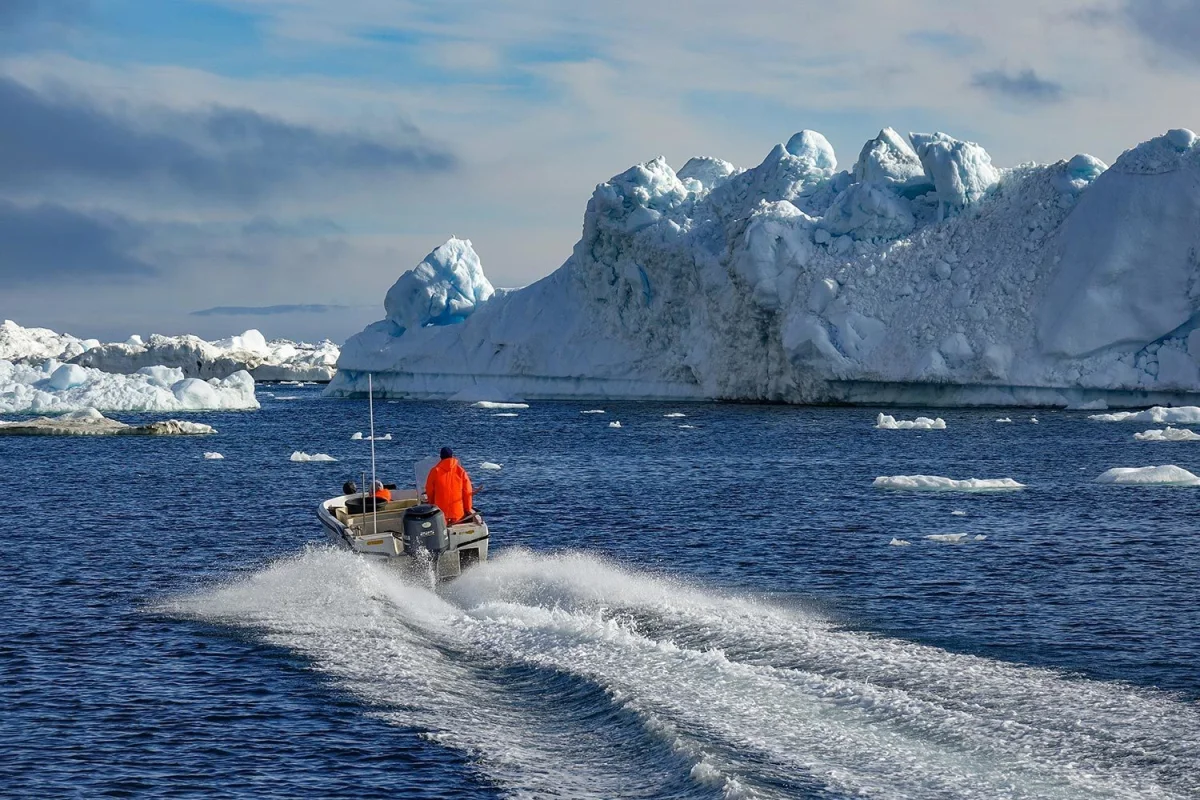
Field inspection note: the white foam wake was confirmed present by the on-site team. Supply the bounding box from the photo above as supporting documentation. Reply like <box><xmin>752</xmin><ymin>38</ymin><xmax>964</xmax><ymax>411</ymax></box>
<box><xmin>169</xmin><ymin>548</ymin><xmax>1200</xmax><ymax>800</ymax></box>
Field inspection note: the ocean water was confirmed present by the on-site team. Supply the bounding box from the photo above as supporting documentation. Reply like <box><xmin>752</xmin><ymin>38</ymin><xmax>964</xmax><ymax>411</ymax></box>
<box><xmin>2</xmin><ymin>388</ymin><xmax>1199</xmax><ymax>799</ymax></box>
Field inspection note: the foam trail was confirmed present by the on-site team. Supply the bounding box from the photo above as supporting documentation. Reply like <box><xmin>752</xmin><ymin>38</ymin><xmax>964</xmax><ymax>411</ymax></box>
<box><xmin>171</xmin><ymin>548</ymin><xmax>1200</xmax><ymax>800</ymax></box>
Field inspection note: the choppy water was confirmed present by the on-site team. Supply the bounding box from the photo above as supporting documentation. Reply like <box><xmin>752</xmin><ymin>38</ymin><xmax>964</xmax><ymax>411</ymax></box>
<box><xmin>2</xmin><ymin>389</ymin><xmax>1198</xmax><ymax>798</ymax></box>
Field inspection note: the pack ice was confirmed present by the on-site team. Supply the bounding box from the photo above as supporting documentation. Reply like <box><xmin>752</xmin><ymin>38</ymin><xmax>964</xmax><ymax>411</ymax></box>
<box><xmin>2</xmin><ymin>321</ymin><xmax>338</xmax><ymax>382</ymax></box>
<box><xmin>0</xmin><ymin>359</ymin><xmax>259</xmax><ymax>414</ymax></box>
<box><xmin>329</xmin><ymin>128</ymin><xmax>1200</xmax><ymax>407</ymax></box>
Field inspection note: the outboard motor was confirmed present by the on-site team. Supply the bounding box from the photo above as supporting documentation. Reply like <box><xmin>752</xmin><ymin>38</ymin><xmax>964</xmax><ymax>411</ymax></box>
<box><xmin>402</xmin><ymin>504</ymin><xmax>449</xmax><ymax>556</ymax></box>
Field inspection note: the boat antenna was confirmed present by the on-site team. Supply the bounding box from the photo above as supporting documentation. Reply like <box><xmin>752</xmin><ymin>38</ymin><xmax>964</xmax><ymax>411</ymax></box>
<box><xmin>369</xmin><ymin>372</ymin><xmax>378</xmax><ymax>535</ymax></box>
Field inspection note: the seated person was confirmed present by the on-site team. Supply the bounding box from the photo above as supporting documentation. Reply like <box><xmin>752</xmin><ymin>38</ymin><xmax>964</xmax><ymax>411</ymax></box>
<box><xmin>372</xmin><ymin>480</ymin><xmax>392</xmax><ymax>503</ymax></box>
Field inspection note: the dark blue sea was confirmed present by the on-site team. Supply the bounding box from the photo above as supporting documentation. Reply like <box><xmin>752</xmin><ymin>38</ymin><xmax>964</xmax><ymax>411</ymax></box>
<box><xmin>3</xmin><ymin>387</ymin><xmax>1199</xmax><ymax>799</ymax></box>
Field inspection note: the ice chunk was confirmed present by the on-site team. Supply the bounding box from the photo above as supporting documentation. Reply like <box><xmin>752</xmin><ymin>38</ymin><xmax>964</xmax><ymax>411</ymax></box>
<box><xmin>471</xmin><ymin>401</ymin><xmax>529</xmax><ymax>409</ymax></box>
<box><xmin>784</xmin><ymin>130</ymin><xmax>837</xmax><ymax>173</ymax></box>
<box><xmin>351</xmin><ymin>432</ymin><xmax>363</xmax><ymax>440</ymax></box>
<box><xmin>1090</xmin><ymin>406</ymin><xmax>1200</xmax><ymax>423</ymax></box>
<box><xmin>889</xmin><ymin>538</ymin><xmax>912</xmax><ymax>546</ymax></box>
<box><xmin>664</xmin><ymin>412</ymin><xmax>687</xmax><ymax>418</ymax></box>
<box><xmin>581</xmin><ymin>410</ymin><xmax>606</xmax><ymax>414</ymax></box>
<box><xmin>677</xmin><ymin>156</ymin><xmax>737</xmax><ymax>193</ymax></box>
<box><xmin>384</xmin><ymin>237</ymin><xmax>495</xmax><ymax>332</ymax></box>
<box><xmin>204</xmin><ymin>452</ymin><xmax>225</xmax><ymax>459</ymax></box>
<box><xmin>290</xmin><ymin>451</ymin><xmax>338</xmax><ymax>462</ymax></box>
<box><xmin>821</xmin><ymin>181</ymin><xmax>915</xmax><ymax>241</ymax></box>
<box><xmin>609</xmin><ymin>421</ymin><xmax>622</xmax><ymax>428</ymax></box>
<box><xmin>1094</xmin><ymin>465</ymin><xmax>1200</xmax><ymax>486</ymax></box>
<box><xmin>1134</xmin><ymin>427</ymin><xmax>1200</xmax><ymax>441</ymax></box>
<box><xmin>1030</xmin><ymin>417</ymin><xmax>1039</xmax><ymax>424</ymax></box>
<box><xmin>852</xmin><ymin>128</ymin><xmax>927</xmax><ymax>189</ymax></box>
<box><xmin>995</xmin><ymin>418</ymin><xmax>1013</xmax><ymax>423</ymax></box>
<box><xmin>925</xmin><ymin>533</ymin><xmax>969</xmax><ymax>543</ymax></box>
<box><xmin>47</xmin><ymin>363</ymin><xmax>88</xmax><ymax>391</ymax></box>
<box><xmin>678</xmin><ymin>424</ymin><xmax>696</xmax><ymax>429</ymax></box>
<box><xmin>1053</xmin><ymin>154</ymin><xmax>1108</xmax><ymax>194</ymax></box>
<box><xmin>873</xmin><ymin>475</ymin><xmax>1026</xmax><ymax>491</ymax></box>
<box><xmin>493</xmin><ymin>413</ymin><xmax>519</xmax><ymax>417</ymax></box>
<box><xmin>951</xmin><ymin>510</ymin><xmax>968</xmax><ymax>516</ymax></box>
<box><xmin>911</xmin><ymin>132</ymin><xmax>999</xmax><ymax>210</ymax></box>
<box><xmin>973</xmin><ymin>534</ymin><xmax>987</xmax><ymax>541</ymax></box>
<box><xmin>875</xmin><ymin>412</ymin><xmax>946</xmax><ymax>430</ymax></box>
<box><xmin>480</xmin><ymin>461</ymin><xmax>502</xmax><ymax>470</ymax></box>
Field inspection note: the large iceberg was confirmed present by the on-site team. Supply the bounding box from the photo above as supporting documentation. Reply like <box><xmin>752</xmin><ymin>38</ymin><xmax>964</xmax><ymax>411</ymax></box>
<box><xmin>0</xmin><ymin>320</ymin><xmax>99</xmax><ymax>363</ymax></box>
<box><xmin>0</xmin><ymin>408</ymin><xmax>216</xmax><ymax>435</ymax></box>
<box><xmin>330</xmin><ymin>127</ymin><xmax>1200</xmax><ymax>407</ymax></box>
<box><xmin>0</xmin><ymin>359</ymin><xmax>258</xmax><ymax>414</ymax></box>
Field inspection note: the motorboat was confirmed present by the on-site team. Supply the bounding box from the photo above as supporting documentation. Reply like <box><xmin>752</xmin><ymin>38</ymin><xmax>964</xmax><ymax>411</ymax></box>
<box><xmin>317</xmin><ymin>456</ymin><xmax>490</xmax><ymax>580</ymax></box>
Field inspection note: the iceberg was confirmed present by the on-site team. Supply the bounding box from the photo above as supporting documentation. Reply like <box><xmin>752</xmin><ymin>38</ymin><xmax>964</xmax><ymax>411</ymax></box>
<box><xmin>290</xmin><ymin>451</ymin><xmax>337</xmax><ymax>462</ymax></box>
<box><xmin>889</xmin><ymin>537</ymin><xmax>912</xmax><ymax>546</ymax></box>
<box><xmin>875</xmin><ymin>413</ymin><xmax>946</xmax><ymax>430</ymax></box>
<box><xmin>925</xmin><ymin>533</ymin><xmax>969</xmax><ymax>543</ymax></box>
<box><xmin>480</xmin><ymin>461</ymin><xmax>502</xmax><ymax>470</ymax></box>
<box><xmin>0</xmin><ymin>408</ymin><xmax>216</xmax><ymax>435</ymax></box>
<box><xmin>873</xmin><ymin>475</ymin><xmax>1026</xmax><ymax>492</ymax></box>
<box><xmin>204</xmin><ymin>451</ymin><xmax>225</xmax><ymax>459</ymax></box>
<box><xmin>0</xmin><ymin>320</ymin><xmax>99</xmax><ymax>363</ymax></box>
<box><xmin>1133</xmin><ymin>427</ymin><xmax>1200</xmax><ymax>441</ymax></box>
<box><xmin>1094</xmin><ymin>465</ymin><xmax>1200</xmax><ymax>486</ymax></box>
<box><xmin>329</xmin><ymin>128</ymin><xmax>1200</xmax><ymax>408</ymax></box>
<box><xmin>0</xmin><ymin>359</ymin><xmax>258</xmax><ymax>414</ymax></box>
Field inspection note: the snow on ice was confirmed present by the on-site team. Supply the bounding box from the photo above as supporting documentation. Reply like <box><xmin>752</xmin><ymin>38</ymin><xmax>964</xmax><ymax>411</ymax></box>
<box><xmin>329</xmin><ymin>128</ymin><xmax>1200</xmax><ymax>408</ymax></box>
<box><xmin>1134</xmin><ymin>427</ymin><xmax>1200</xmax><ymax>441</ymax></box>
<box><xmin>875</xmin><ymin>413</ymin><xmax>946</xmax><ymax>430</ymax></box>
<box><xmin>873</xmin><ymin>475</ymin><xmax>1026</xmax><ymax>492</ymax></box>
<box><xmin>1094</xmin><ymin>465</ymin><xmax>1200</xmax><ymax>486</ymax></box>
<box><xmin>1091</xmin><ymin>406</ymin><xmax>1200</xmax><ymax>424</ymax></box>
<box><xmin>0</xmin><ymin>408</ymin><xmax>216</xmax><ymax>435</ymax></box>
<box><xmin>0</xmin><ymin>360</ymin><xmax>258</xmax><ymax>414</ymax></box>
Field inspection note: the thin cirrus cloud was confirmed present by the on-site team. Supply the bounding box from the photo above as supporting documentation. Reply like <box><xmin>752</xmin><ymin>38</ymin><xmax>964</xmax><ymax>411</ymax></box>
<box><xmin>191</xmin><ymin>304</ymin><xmax>356</xmax><ymax>316</ymax></box>
<box><xmin>0</xmin><ymin>75</ymin><xmax>456</xmax><ymax>204</ymax></box>
<box><xmin>0</xmin><ymin>200</ymin><xmax>156</xmax><ymax>284</ymax></box>
<box><xmin>1124</xmin><ymin>0</ymin><xmax>1200</xmax><ymax>66</ymax></box>
<box><xmin>970</xmin><ymin>68</ymin><xmax>1065</xmax><ymax>105</ymax></box>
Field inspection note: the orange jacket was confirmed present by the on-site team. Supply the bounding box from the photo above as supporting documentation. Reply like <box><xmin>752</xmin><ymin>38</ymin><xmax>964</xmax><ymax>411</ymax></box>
<box><xmin>425</xmin><ymin>457</ymin><xmax>472</xmax><ymax>522</ymax></box>
<box><xmin>373</xmin><ymin>486</ymin><xmax>392</xmax><ymax>502</ymax></box>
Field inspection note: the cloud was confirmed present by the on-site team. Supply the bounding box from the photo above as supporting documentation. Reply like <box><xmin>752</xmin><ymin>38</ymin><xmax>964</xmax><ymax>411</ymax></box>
<box><xmin>905</xmin><ymin>30</ymin><xmax>982</xmax><ymax>58</ymax></box>
<box><xmin>971</xmin><ymin>68</ymin><xmax>1065</xmax><ymax>104</ymax></box>
<box><xmin>191</xmin><ymin>303</ymin><xmax>356</xmax><ymax>316</ymax></box>
<box><xmin>1124</xmin><ymin>0</ymin><xmax>1200</xmax><ymax>66</ymax></box>
<box><xmin>0</xmin><ymin>76</ymin><xmax>455</xmax><ymax>204</ymax></box>
<box><xmin>0</xmin><ymin>201</ymin><xmax>156</xmax><ymax>284</ymax></box>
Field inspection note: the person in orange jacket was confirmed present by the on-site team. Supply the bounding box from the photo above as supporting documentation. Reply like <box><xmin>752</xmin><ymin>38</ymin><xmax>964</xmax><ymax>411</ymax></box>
<box><xmin>425</xmin><ymin>446</ymin><xmax>473</xmax><ymax>522</ymax></box>
<box><xmin>372</xmin><ymin>480</ymin><xmax>392</xmax><ymax>503</ymax></box>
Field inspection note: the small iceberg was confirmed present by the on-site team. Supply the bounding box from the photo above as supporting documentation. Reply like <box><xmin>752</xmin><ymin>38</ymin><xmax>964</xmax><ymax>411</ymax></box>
<box><xmin>581</xmin><ymin>410</ymin><xmax>606</xmax><ymax>414</ymax></box>
<box><xmin>290</xmin><ymin>451</ymin><xmax>337</xmax><ymax>462</ymax></box>
<box><xmin>1030</xmin><ymin>417</ymin><xmax>1039</xmax><ymax>424</ymax></box>
<box><xmin>203</xmin><ymin>452</ymin><xmax>225</xmax><ymax>460</ymax></box>
<box><xmin>889</xmin><ymin>538</ymin><xmax>912</xmax><ymax>547</ymax></box>
<box><xmin>471</xmin><ymin>401</ymin><xmax>529</xmax><ymax>410</ymax></box>
<box><xmin>664</xmin><ymin>412</ymin><xmax>687</xmax><ymax>418</ymax></box>
<box><xmin>679</xmin><ymin>424</ymin><xmax>696</xmax><ymax>429</ymax></box>
<box><xmin>351</xmin><ymin>432</ymin><xmax>363</xmax><ymax>440</ymax></box>
<box><xmin>950</xmin><ymin>510</ymin><xmax>967</xmax><ymax>517</ymax></box>
<box><xmin>873</xmin><ymin>475</ymin><xmax>1026</xmax><ymax>492</ymax></box>
<box><xmin>480</xmin><ymin>461</ymin><xmax>502</xmax><ymax>470</ymax></box>
<box><xmin>876</xmin><ymin>413</ymin><xmax>946</xmax><ymax>430</ymax></box>
<box><xmin>493</xmin><ymin>412</ymin><xmax>519</xmax><ymax>418</ymax></box>
<box><xmin>0</xmin><ymin>408</ymin><xmax>216</xmax><ymax>436</ymax></box>
<box><xmin>609</xmin><ymin>421</ymin><xmax>622</xmax><ymax>428</ymax></box>
<box><xmin>925</xmin><ymin>533</ymin><xmax>969</xmax><ymax>543</ymax></box>
<box><xmin>995</xmin><ymin>417</ymin><xmax>1013</xmax><ymax>423</ymax></box>
<box><xmin>1094</xmin><ymin>465</ymin><xmax>1200</xmax><ymax>486</ymax></box>
<box><xmin>973</xmin><ymin>534</ymin><xmax>987</xmax><ymax>541</ymax></box>
<box><xmin>1091</xmin><ymin>406</ymin><xmax>1200</xmax><ymax>424</ymax></box>
<box><xmin>1133</xmin><ymin>427</ymin><xmax>1200</xmax><ymax>442</ymax></box>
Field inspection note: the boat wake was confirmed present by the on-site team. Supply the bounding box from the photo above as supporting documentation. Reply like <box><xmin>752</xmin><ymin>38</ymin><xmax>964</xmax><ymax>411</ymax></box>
<box><xmin>169</xmin><ymin>548</ymin><xmax>1200</xmax><ymax>799</ymax></box>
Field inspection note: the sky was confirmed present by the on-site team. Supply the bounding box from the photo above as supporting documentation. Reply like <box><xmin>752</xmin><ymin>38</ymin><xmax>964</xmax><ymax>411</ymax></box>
<box><xmin>1</xmin><ymin>0</ymin><xmax>1198</xmax><ymax>343</ymax></box>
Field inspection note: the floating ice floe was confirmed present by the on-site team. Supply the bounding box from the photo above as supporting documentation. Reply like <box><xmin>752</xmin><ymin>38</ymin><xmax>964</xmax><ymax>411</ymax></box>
<box><xmin>679</xmin><ymin>424</ymin><xmax>696</xmax><ymax>429</ymax></box>
<box><xmin>471</xmin><ymin>401</ymin><xmax>529</xmax><ymax>409</ymax></box>
<box><xmin>0</xmin><ymin>359</ymin><xmax>258</xmax><ymax>414</ymax></box>
<box><xmin>203</xmin><ymin>452</ymin><xmax>225</xmax><ymax>459</ymax></box>
<box><xmin>889</xmin><ymin>538</ymin><xmax>912</xmax><ymax>546</ymax></box>
<box><xmin>873</xmin><ymin>475</ymin><xmax>1026</xmax><ymax>492</ymax></box>
<box><xmin>351</xmin><ymin>432</ymin><xmax>363</xmax><ymax>440</ymax></box>
<box><xmin>1094</xmin><ymin>465</ymin><xmax>1200</xmax><ymax>486</ymax></box>
<box><xmin>925</xmin><ymin>533</ymin><xmax>969</xmax><ymax>543</ymax></box>
<box><xmin>581</xmin><ymin>409</ymin><xmax>606</xmax><ymax>414</ymax></box>
<box><xmin>995</xmin><ymin>417</ymin><xmax>1013</xmax><ymax>423</ymax></box>
<box><xmin>0</xmin><ymin>408</ymin><xmax>216</xmax><ymax>436</ymax></box>
<box><xmin>493</xmin><ymin>413</ymin><xmax>519</xmax><ymax>418</ymax></box>
<box><xmin>973</xmin><ymin>534</ymin><xmax>987</xmax><ymax>541</ymax></box>
<box><xmin>1030</xmin><ymin>417</ymin><xmax>1039</xmax><ymax>424</ymax></box>
<box><xmin>1134</xmin><ymin>427</ymin><xmax>1200</xmax><ymax>442</ymax></box>
<box><xmin>350</xmin><ymin>433</ymin><xmax>392</xmax><ymax>441</ymax></box>
<box><xmin>1091</xmin><ymin>406</ymin><xmax>1200</xmax><ymax>424</ymax></box>
<box><xmin>875</xmin><ymin>413</ymin><xmax>946</xmax><ymax>430</ymax></box>
<box><xmin>480</xmin><ymin>461</ymin><xmax>502</xmax><ymax>470</ymax></box>
<box><xmin>290</xmin><ymin>451</ymin><xmax>338</xmax><ymax>462</ymax></box>
<box><xmin>664</xmin><ymin>412</ymin><xmax>688</xmax><ymax>418</ymax></box>
<box><xmin>951</xmin><ymin>510</ymin><xmax>968</xmax><ymax>516</ymax></box>
<box><xmin>609</xmin><ymin>421</ymin><xmax>622</xmax><ymax>428</ymax></box>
